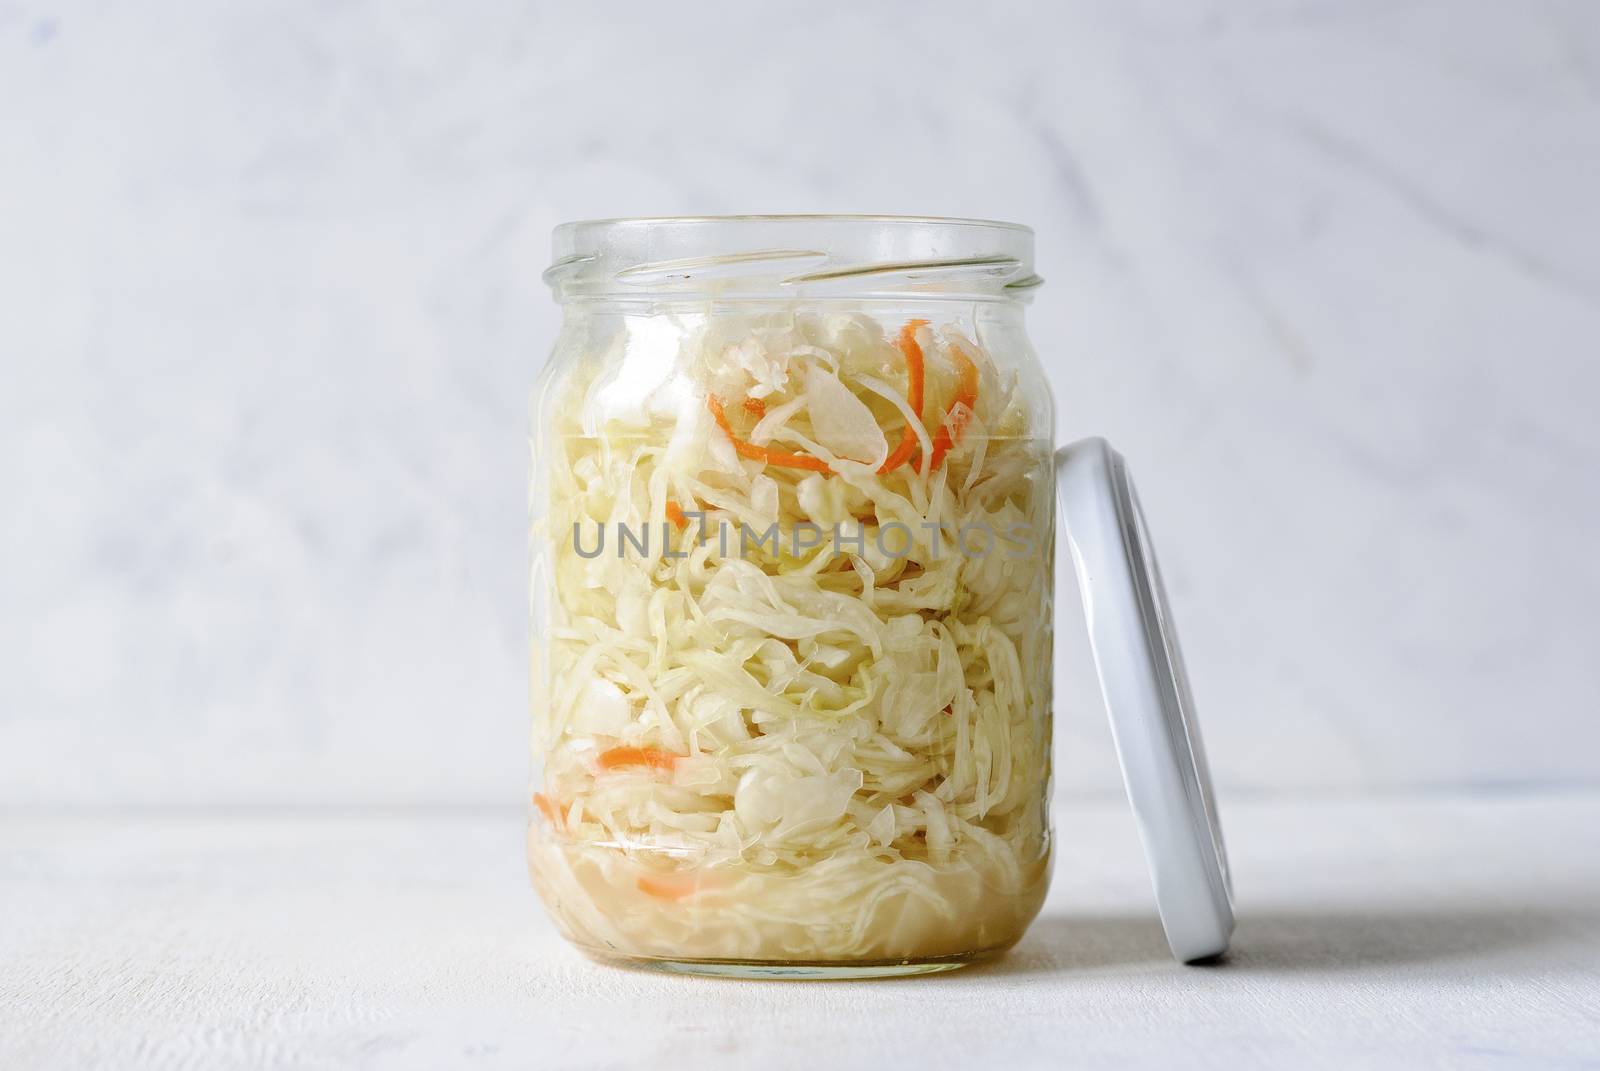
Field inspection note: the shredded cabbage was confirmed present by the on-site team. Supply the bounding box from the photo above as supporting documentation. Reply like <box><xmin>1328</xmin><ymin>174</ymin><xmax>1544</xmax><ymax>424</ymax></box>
<box><xmin>529</xmin><ymin>310</ymin><xmax>1053</xmax><ymax>964</ymax></box>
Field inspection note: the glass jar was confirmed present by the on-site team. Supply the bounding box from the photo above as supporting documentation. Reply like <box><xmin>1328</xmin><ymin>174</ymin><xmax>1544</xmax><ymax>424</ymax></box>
<box><xmin>527</xmin><ymin>216</ymin><xmax>1057</xmax><ymax>977</ymax></box>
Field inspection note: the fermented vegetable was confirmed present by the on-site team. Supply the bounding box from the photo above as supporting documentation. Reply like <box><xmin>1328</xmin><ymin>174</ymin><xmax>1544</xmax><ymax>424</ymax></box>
<box><xmin>528</xmin><ymin>309</ymin><xmax>1053</xmax><ymax>966</ymax></box>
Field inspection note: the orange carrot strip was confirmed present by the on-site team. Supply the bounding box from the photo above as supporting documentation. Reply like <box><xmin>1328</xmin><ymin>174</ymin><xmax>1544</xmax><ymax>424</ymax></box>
<box><xmin>928</xmin><ymin>340</ymin><xmax>980</xmax><ymax>470</ymax></box>
<box><xmin>742</xmin><ymin>396</ymin><xmax>767</xmax><ymax>418</ymax></box>
<box><xmin>637</xmin><ymin>871</ymin><xmax>699</xmax><ymax>901</ymax></box>
<box><xmin>707</xmin><ymin>395</ymin><xmax>832</xmax><ymax>474</ymax></box>
<box><xmin>596</xmin><ymin>745</ymin><xmax>681</xmax><ymax>773</ymax></box>
<box><xmin>532</xmin><ymin>792</ymin><xmax>565</xmax><ymax>828</ymax></box>
<box><xmin>878</xmin><ymin>319</ymin><xmax>928</xmax><ymax>474</ymax></box>
<box><xmin>665</xmin><ymin>500</ymin><xmax>688</xmax><ymax>531</ymax></box>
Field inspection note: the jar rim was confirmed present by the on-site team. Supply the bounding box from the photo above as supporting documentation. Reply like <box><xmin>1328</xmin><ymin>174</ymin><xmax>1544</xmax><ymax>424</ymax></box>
<box><xmin>554</xmin><ymin>213</ymin><xmax>1033</xmax><ymax>234</ymax></box>
<box><xmin>546</xmin><ymin>215</ymin><xmax>1040</xmax><ymax>301</ymax></box>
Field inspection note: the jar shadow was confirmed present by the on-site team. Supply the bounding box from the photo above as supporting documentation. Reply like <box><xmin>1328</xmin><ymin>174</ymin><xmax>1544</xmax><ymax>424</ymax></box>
<box><xmin>970</xmin><ymin>904</ymin><xmax>1600</xmax><ymax>976</ymax></box>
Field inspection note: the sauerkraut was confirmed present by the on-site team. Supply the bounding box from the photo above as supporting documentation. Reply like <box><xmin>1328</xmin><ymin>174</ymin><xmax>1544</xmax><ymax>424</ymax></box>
<box><xmin>528</xmin><ymin>308</ymin><xmax>1053</xmax><ymax>967</ymax></box>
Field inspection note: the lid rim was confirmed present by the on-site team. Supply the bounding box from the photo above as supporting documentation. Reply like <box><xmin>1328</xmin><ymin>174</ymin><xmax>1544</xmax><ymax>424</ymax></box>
<box><xmin>1108</xmin><ymin>451</ymin><xmax>1235</xmax><ymax>916</ymax></box>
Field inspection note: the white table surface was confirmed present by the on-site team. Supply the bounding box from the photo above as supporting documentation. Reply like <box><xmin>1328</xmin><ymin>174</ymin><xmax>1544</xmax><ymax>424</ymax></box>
<box><xmin>3</xmin><ymin>794</ymin><xmax>1597</xmax><ymax>1070</ymax></box>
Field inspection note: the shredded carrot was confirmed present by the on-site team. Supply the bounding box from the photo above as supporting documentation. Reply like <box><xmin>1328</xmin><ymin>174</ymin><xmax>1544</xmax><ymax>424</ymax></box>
<box><xmin>742</xmin><ymin>396</ymin><xmax>767</xmax><ymax>418</ymax></box>
<box><xmin>665</xmin><ymin>500</ymin><xmax>688</xmax><ymax>531</ymax></box>
<box><xmin>877</xmin><ymin>319</ymin><xmax>927</xmax><ymax>474</ymax></box>
<box><xmin>532</xmin><ymin>792</ymin><xmax>564</xmax><ymax>828</ymax></box>
<box><xmin>596</xmin><ymin>745</ymin><xmax>681</xmax><ymax>773</ymax></box>
<box><xmin>637</xmin><ymin>871</ymin><xmax>700</xmax><ymax>901</ymax></box>
<box><xmin>928</xmin><ymin>340</ymin><xmax>980</xmax><ymax>470</ymax></box>
<box><xmin>707</xmin><ymin>395</ymin><xmax>832</xmax><ymax>474</ymax></box>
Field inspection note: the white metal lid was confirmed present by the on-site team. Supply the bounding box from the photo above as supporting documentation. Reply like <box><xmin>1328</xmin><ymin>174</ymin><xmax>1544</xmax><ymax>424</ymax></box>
<box><xmin>1055</xmin><ymin>438</ymin><xmax>1234</xmax><ymax>963</ymax></box>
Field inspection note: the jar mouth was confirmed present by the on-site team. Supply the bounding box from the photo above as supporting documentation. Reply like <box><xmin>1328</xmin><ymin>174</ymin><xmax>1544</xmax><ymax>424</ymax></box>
<box><xmin>545</xmin><ymin>215</ymin><xmax>1041</xmax><ymax>301</ymax></box>
<box><xmin>556</xmin><ymin>213</ymin><xmax>1032</xmax><ymax>232</ymax></box>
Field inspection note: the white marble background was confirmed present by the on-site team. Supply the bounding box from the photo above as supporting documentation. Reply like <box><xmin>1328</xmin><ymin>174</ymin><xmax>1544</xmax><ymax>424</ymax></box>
<box><xmin>3</xmin><ymin>0</ymin><xmax>1597</xmax><ymax>807</ymax></box>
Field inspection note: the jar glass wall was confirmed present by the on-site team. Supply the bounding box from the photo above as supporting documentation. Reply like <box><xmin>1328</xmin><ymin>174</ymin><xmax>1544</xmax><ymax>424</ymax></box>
<box><xmin>528</xmin><ymin>217</ymin><xmax>1055</xmax><ymax>977</ymax></box>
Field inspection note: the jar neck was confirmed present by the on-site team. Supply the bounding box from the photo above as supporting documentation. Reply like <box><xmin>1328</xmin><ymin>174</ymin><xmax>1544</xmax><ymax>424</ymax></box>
<box><xmin>544</xmin><ymin>216</ymin><xmax>1042</xmax><ymax>304</ymax></box>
